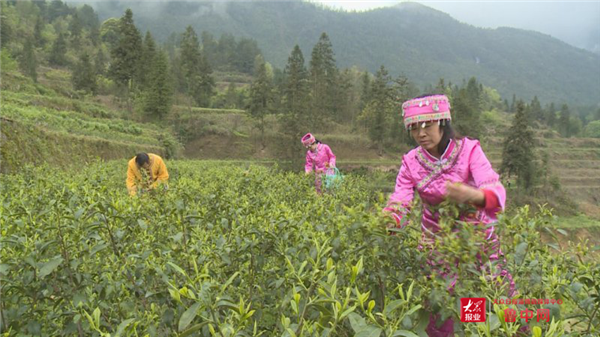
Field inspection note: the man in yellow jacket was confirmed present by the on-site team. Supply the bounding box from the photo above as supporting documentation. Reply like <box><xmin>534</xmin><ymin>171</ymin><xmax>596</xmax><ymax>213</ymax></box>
<box><xmin>126</xmin><ymin>153</ymin><xmax>169</xmax><ymax>196</ymax></box>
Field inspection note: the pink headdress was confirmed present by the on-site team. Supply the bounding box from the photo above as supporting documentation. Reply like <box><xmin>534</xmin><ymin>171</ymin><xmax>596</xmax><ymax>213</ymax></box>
<box><xmin>301</xmin><ymin>133</ymin><xmax>316</xmax><ymax>146</ymax></box>
<box><xmin>402</xmin><ymin>94</ymin><xmax>451</xmax><ymax>129</ymax></box>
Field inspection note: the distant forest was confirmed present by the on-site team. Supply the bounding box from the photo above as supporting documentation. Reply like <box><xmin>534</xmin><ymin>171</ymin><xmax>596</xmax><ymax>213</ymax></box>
<box><xmin>85</xmin><ymin>0</ymin><xmax>600</xmax><ymax>106</ymax></box>
<box><xmin>2</xmin><ymin>0</ymin><xmax>600</xmax><ymax>142</ymax></box>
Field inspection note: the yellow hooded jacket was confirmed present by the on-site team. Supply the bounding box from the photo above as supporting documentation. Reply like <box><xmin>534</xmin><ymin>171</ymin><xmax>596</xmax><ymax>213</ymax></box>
<box><xmin>126</xmin><ymin>153</ymin><xmax>169</xmax><ymax>196</ymax></box>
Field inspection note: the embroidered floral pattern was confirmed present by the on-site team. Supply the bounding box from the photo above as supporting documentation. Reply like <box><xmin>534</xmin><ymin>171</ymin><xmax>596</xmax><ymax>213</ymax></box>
<box><xmin>416</xmin><ymin>139</ymin><xmax>464</xmax><ymax>191</ymax></box>
<box><xmin>403</xmin><ymin>111</ymin><xmax>451</xmax><ymax>127</ymax></box>
<box><xmin>478</xmin><ymin>179</ymin><xmax>501</xmax><ymax>189</ymax></box>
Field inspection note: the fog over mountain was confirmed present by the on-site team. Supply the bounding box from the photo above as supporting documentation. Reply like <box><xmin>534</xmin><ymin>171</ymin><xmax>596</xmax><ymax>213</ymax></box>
<box><xmin>77</xmin><ymin>0</ymin><xmax>600</xmax><ymax>53</ymax></box>
<box><xmin>316</xmin><ymin>0</ymin><xmax>600</xmax><ymax>54</ymax></box>
<box><xmin>80</xmin><ymin>0</ymin><xmax>600</xmax><ymax>104</ymax></box>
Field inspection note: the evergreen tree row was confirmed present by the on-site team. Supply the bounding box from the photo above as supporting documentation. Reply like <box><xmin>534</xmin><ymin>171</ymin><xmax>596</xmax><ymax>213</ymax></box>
<box><xmin>3</xmin><ymin>0</ymin><xmax>599</xmax><ymax>139</ymax></box>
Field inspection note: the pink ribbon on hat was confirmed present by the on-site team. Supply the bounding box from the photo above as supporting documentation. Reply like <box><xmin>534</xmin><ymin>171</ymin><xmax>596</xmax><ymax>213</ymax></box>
<box><xmin>302</xmin><ymin>133</ymin><xmax>315</xmax><ymax>146</ymax></box>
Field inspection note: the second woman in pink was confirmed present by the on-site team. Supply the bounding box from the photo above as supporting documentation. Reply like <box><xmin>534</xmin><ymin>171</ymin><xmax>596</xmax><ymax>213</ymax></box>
<box><xmin>302</xmin><ymin>133</ymin><xmax>336</xmax><ymax>194</ymax></box>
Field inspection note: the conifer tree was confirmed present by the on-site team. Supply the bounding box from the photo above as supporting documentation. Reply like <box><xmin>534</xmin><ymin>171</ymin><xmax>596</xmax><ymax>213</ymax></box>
<box><xmin>48</xmin><ymin>0</ymin><xmax>69</xmax><ymax>22</ymax></box>
<box><xmin>435</xmin><ymin>78</ymin><xmax>446</xmax><ymax>94</ymax></box>
<box><xmin>90</xmin><ymin>25</ymin><xmax>100</xmax><ymax>46</ymax></box>
<box><xmin>359</xmin><ymin>65</ymin><xmax>394</xmax><ymax>155</ymax></box>
<box><xmin>217</xmin><ymin>33</ymin><xmax>236</xmax><ymax>70</ymax></box>
<box><xmin>530</xmin><ymin>96</ymin><xmax>543</xmax><ymax>122</ymax></box>
<box><xmin>544</xmin><ymin>102</ymin><xmax>557</xmax><ymax>127</ymax></box>
<box><xmin>77</xmin><ymin>4</ymin><xmax>99</xmax><ymax>30</ymax></box>
<box><xmin>465</xmin><ymin>77</ymin><xmax>481</xmax><ymax>111</ymax></box>
<box><xmin>94</xmin><ymin>49</ymin><xmax>106</xmax><ymax>76</ymax></box>
<box><xmin>181</xmin><ymin>26</ymin><xmax>215</xmax><ymax>107</ymax></box>
<box><xmin>309</xmin><ymin>32</ymin><xmax>339</xmax><ymax>124</ymax></box>
<box><xmin>559</xmin><ymin>104</ymin><xmax>571</xmax><ymax>137</ymax></box>
<box><xmin>0</xmin><ymin>2</ymin><xmax>13</xmax><ymax>45</ymax></box>
<box><xmin>283</xmin><ymin>45</ymin><xmax>309</xmax><ymax>117</ymax></box>
<box><xmin>33</xmin><ymin>0</ymin><xmax>48</xmax><ymax>20</ymax></box>
<box><xmin>509</xmin><ymin>94</ymin><xmax>516</xmax><ymax>113</ymax></box>
<box><xmin>500</xmin><ymin>100</ymin><xmax>536</xmax><ymax>190</ymax></box>
<box><xmin>247</xmin><ymin>55</ymin><xmax>274</xmax><ymax>148</ymax></box>
<box><xmin>49</xmin><ymin>32</ymin><xmax>67</xmax><ymax>66</ymax></box>
<box><xmin>180</xmin><ymin>26</ymin><xmax>200</xmax><ymax>78</ymax></box>
<box><xmin>360</xmin><ymin>71</ymin><xmax>371</xmax><ymax>111</ymax></box>
<box><xmin>235</xmin><ymin>38</ymin><xmax>261</xmax><ymax>74</ymax></box>
<box><xmin>279</xmin><ymin>45</ymin><xmax>310</xmax><ymax>166</ymax></box>
<box><xmin>68</xmin><ymin>12</ymin><xmax>82</xmax><ymax>46</ymax></box>
<box><xmin>138</xmin><ymin>31</ymin><xmax>156</xmax><ymax>90</ymax></box>
<box><xmin>144</xmin><ymin>49</ymin><xmax>172</xmax><ymax>119</ymax></box>
<box><xmin>109</xmin><ymin>9</ymin><xmax>142</xmax><ymax>87</ymax></box>
<box><xmin>196</xmin><ymin>52</ymin><xmax>215</xmax><ymax>107</ymax></box>
<box><xmin>389</xmin><ymin>75</ymin><xmax>415</xmax><ymax>145</ymax></box>
<box><xmin>72</xmin><ymin>53</ymin><xmax>96</xmax><ymax>93</ymax></box>
<box><xmin>452</xmin><ymin>88</ymin><xmax>482</xmax><ymax>139</ymax></box>
<box><xmin>201</xmin><ymin>31</ymin><xmax>219</xmax><ymax>67</ymax></box>
<box><xmin>20</xmin><ymin>39</ymin><xmax>37</xmax><ymax>82</ymax></box>
<box><xmin>503</xmin><ymin>99</ymin><xmax>510</xmax><ymax>112</ymax></box>
<box><xmin>34</xmin><ymin>16</ymin><xmax>45</xmax><ymax>47</ymax></box>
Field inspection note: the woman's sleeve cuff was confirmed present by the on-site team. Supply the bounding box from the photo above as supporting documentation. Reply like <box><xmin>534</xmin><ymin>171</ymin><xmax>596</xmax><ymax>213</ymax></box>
<box><xmin>482</xmin><ymin>189</ymin><xmax>500</xmax><ymax>210</ymax></box>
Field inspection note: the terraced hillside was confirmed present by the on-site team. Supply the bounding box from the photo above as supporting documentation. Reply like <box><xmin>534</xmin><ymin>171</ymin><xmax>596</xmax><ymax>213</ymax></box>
<box><xmin>0</xmin><ymin>68</ymin><xmax>180</xmax><ymax>173</ymax></box>
<box><xmin>485</xmin><ymin>136</ymin><xmax>600</xmax><ymax>215</ymax></box>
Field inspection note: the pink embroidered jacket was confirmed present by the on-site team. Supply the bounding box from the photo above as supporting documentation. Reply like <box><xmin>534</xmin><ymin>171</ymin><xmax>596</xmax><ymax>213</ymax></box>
<box><xmin>305</xmin><ymin>144</ymin><xmax>336</xmax><ymax>173</ymax></box>
<box><xmin>385</xmin><ymin>138</ymin><xmax>505</xmax><ymax>238</ymax></box>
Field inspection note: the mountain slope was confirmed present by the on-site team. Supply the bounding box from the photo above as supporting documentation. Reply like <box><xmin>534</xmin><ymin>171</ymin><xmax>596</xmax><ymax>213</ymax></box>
<box><xmin>90</xmin><ymin>0</ymin><xmax>600</xmax><ymax>105</ymax></box>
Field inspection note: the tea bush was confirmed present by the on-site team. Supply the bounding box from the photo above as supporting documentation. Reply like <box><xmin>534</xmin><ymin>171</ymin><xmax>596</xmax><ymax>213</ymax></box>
<box><xmin>1</xmin><ymin>162</ymin><xmax>598</xmax><ymax>336</ymax></box>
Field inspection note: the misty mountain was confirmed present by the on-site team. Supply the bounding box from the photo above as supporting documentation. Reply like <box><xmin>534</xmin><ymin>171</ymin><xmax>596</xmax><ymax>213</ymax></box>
<box><xmin>88</xmin><ymin>0</ymin><xmax>600</xmax><ymax>105</ymax></box>
<box><xmin>415</xmin><ymin>1</ymin><xmax>600</xmax><ymax>55</ymax></box>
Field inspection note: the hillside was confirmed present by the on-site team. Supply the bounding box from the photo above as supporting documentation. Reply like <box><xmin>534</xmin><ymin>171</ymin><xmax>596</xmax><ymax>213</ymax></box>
<box><xmin>0</xmin><ymin>67</ymin><xmax>179</xmax><ymax>172</ymax></box>
<box><xmin>89</xmin><ymin>0</ymin><xmax>600</xmax><ymax>105</ymax></box>
<box><xmin>2</xmin><ymin>63</ymin><xmax>598</xmax><ymax>219</ymax></box>
<box><xmin>1</xmin><ymin>0</ymin><xmax>597</xmax><ymax>220</ymax></box>
<box><xmin>2</xmin><ymin>55</ymin><xmax>598</xmax><ymax>222</ymax></box>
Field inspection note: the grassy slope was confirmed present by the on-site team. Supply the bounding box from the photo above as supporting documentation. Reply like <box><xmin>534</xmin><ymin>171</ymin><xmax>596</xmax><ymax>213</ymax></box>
<box><xmin>0</xmin><ymin>68</ymin><xmax>175</xmax><ymax>172</ymax></box>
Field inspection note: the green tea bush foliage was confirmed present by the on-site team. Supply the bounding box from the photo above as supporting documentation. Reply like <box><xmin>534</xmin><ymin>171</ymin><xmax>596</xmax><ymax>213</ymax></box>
<box><xmin>1</xmin><ymin>162</ymin><xmax>598</xmax><ymax>336</ymax></box>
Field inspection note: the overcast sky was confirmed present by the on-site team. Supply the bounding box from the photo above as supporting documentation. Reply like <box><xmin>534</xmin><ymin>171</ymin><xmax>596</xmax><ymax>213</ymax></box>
<box><xmin>312</xmin><ymin>0</ymin><xmax>600</xmax><ymax>53</ymax></box>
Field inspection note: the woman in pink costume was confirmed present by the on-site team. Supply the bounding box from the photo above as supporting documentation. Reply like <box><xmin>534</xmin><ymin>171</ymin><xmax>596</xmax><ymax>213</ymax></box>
<box><xmin>383</xmin><ymin>94</ymin><xmax>515</xmax><ymax>336</ymax></box>
<box><xmin>302</xmin><ymin>133</ymin><xmax>336</xmax><ymax>194</ymax></box>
